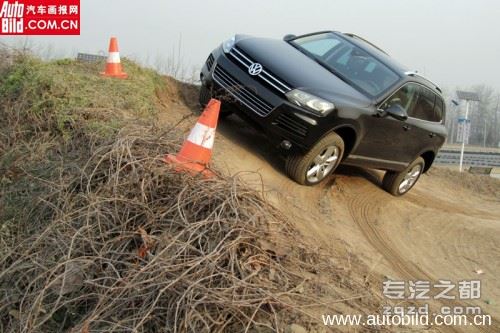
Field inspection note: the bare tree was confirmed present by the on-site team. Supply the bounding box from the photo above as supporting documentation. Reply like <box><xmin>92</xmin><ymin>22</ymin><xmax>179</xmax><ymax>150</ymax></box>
<box><xmin>444</xmin><ymin>85</ymin><xmax>500</xmax><ymax>147</ymax></box>
<box><xmin>470</xmin><ymin>85</ymin><xmax>496</xmax><ymax>147</ymax></box>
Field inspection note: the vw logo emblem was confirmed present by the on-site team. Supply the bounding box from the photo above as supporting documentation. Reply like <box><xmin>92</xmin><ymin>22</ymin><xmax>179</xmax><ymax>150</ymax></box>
<box><xmin>248</xmin><ymin>63</ymin><xmax>263</xmax><ymax>76</ymax></box>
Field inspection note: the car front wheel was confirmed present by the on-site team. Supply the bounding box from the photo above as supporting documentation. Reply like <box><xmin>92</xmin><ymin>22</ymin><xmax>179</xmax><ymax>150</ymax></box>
<box><xmin>199</xmin><ymin>85</ymin><xmax>233</xmax><ymax>118</ymax></box>
<box><xmin>285</xmin><ymin>132</ymin><xmax>344</xmax><ymax>186</ymax></box>
<box><xmin>383</xmin><ymin>157</ymin><xmax>425</xmax><ymax>196</ymax></box>
<box><xmin>199</xmin><ymin>85</ymin><xmax>212</xmax><ymax>107</ymax></box>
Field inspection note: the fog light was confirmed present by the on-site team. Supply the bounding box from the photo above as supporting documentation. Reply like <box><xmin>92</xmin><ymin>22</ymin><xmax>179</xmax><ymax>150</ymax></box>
<box><xmin>280</xmin><ymin>140</ymin><xmax>292</xmax><ymax>150</ymax></box>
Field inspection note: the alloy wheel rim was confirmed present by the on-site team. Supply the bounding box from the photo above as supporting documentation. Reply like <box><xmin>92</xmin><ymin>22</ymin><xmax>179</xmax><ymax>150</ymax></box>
<box><xmin>306</xmin><ymin>146</ymin><xmax>339</xmax><ymax>183</ymax></box>
<box><xmin>398</xmin><ymin>164</ymin><xmax>422</xmax><ymax>194</ymax></box>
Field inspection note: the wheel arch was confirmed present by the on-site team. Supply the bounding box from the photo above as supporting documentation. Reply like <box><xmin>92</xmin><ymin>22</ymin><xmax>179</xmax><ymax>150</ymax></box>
<box><xmin>330</xmin><ymin>125</ymin><xmax>358</xmax><ymax>159</ymax></box>
<box><xmin>420</xmin><ymin>150</ymin><xmax>435</xmax><ymax>173</ymax></box>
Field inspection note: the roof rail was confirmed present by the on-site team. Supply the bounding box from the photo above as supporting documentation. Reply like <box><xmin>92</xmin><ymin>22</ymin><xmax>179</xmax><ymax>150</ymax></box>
<box><xmin>343</xmin><ymin>33</ymin><xmax>389</xmax><ymax>55</ymax></box>
<box><xmin>405</xmin><ymin>71</ymin><xmax>442</xmax><ymax>93</ymax></box>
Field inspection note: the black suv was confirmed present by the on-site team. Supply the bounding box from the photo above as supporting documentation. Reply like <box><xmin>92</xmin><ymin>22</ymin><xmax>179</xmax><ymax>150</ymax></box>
<box><xmin>199</xmin><ymin>31</ymin><xmax>447</xmax><ymax>196</ymax></box>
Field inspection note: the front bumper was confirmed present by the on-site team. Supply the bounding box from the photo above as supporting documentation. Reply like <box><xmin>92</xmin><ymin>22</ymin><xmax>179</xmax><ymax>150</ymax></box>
<box><xmin>200</xmin><ymin>47</ymin><xmax>328</xmax><ymax>153</ymax></box>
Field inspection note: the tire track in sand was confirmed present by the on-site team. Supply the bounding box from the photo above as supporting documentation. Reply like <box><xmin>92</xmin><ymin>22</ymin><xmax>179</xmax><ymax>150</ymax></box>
<box><xmin>343</xmin><ymin>177</ymin><xmax>495</xmax><ymax>333</ymax></box>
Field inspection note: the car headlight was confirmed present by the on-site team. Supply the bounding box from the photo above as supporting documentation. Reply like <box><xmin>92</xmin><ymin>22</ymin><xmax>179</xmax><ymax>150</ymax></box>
<box><xmin>285</xmin><ymin>89</ymin><xmax>335</xmax><ymax>116</ymax></box>
<box><xmin>222</xmin><ymin>36</ymin><xmax>236</xmax><ymax>53</ymax></box>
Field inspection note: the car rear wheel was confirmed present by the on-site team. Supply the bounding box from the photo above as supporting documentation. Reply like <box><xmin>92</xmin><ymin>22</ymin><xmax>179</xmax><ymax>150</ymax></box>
<box><xmin>383</xmin><ymin>157</ymin><xmax>425</xmax><ymax>196</ymax></box>
<box><xmin>285</xmin><ymin>132</ymin><xmax>344</xmax><ymax>186</ymax></box>
<box><xmin>199</xmin><ymin>85</ymin><xmax>233</xmax><ymax>118</ymax></box>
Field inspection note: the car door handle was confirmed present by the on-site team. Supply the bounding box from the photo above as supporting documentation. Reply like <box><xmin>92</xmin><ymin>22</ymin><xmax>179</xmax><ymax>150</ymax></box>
<box><xmin>429</xmin><ymin>132</ymin><xmax>436</xmax><ymax>138</ymax></box>
<box><xmin>403</xmin><ymin>125</ymin><xmax>411</xmax><ymax>131</ymax></box>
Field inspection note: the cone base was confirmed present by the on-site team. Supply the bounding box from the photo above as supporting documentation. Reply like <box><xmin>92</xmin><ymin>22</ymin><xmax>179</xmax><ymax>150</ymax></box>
<box><xmin>100</xmin><ymin>72</ymin><xmax>128</xmax><ymax>79</ymax></box>
<box><xmin>164</xmin><ymin>154</ymin><xmax>214</xmax><ymax>178</ymax></box>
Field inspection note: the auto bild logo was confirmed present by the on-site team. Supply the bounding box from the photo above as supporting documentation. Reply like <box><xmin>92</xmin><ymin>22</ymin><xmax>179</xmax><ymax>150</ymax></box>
<box><xmin>248</xmin><ymin>63</ymin><xmax>263</xmax><ymax>76</ymax></box>
<box><xmin>0</xmin><ymin>0</ymin><xmax>80</xmax><ymax>35</ymax></box>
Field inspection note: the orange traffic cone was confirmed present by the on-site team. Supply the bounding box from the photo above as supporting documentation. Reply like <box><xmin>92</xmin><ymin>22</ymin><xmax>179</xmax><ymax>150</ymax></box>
<box><xmin>100</xmin><ymin>37</ymin><xmax>128</xmax><ymax>79</ymax></box>
<box><xmin>165</xmin><ymin>98</ymin><xmax>221</xmax><ymax>176</ymax></box>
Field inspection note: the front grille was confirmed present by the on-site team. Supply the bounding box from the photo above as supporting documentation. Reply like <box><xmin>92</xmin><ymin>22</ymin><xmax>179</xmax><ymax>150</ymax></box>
<box><xmin>213</xmin><ymin>65</ymin><xmax>274</xmax><ymax>117</ymax></box>
<box><xmin>206</xmin><ymin>54</ymin><xmax>215</xmax><ymax>70</ymax></box>
<box><xmin>228</xmin><ymin>46</ymin><xmax>292</xmax><ymax>95</ymax></box>
<box><xmin>275</xmin><ymin>113</ymin><xmax>309</xmax><ymax>138</ymax></box>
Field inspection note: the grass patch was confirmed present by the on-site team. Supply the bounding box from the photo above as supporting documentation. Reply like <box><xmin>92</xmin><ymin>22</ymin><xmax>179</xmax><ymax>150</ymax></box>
<box><xmin>0</xmin><ymin>50</ymin><xmax>166</xmax><ymax>229</ymax></box>
<box><xmin>0</xmin><ymin>55</ymin><xmax>162</xmax><ymax>139</ymax></box>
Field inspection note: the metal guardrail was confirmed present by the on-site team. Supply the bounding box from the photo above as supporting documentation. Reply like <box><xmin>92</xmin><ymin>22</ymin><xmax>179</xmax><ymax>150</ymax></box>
<box><xmin>77</xmin><ymin>53</ymin><xmax>106</xmax><ymax>63</ymax></box>
<box><xmin>435</xmin><ymin>149</ymin><xmax>500</xmax><ymax>167</ymax></box>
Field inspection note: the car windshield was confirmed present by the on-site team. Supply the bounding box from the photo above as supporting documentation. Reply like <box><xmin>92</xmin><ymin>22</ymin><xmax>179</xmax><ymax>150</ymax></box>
<box><xmin>290</xmin><ymin>33</ymin><xmax>400</xmax><ymax>97</ymax></box>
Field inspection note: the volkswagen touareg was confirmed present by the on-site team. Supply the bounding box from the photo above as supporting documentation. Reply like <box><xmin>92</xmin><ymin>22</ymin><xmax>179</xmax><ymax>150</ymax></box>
<box><xmin>199</xmin><ymin>31</ymin><xmax>447</xmax><ymax>196</ymax></box>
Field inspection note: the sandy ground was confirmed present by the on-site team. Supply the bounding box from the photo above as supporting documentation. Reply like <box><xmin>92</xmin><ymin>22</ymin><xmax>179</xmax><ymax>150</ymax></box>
<box><xmin>158</xmin><ymin>92</ymin><xmax>500</xmax><ymax>332</ymax></box>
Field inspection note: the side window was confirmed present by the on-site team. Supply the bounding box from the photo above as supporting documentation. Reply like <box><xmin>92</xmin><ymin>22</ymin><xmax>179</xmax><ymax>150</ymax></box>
<box><xmin>381</xmin><ymin>83</ymin><xmax>419</xmax><ymax>114</ymax></box>
<box><xmin>433</xmin><ymin>97</ymin><xmax>445</xmax><ymax>123</ymax></box>
<box><xmin>410</xmin><ymin>86</ymin><xmax>436</xmax><ymax>121</ymax></box>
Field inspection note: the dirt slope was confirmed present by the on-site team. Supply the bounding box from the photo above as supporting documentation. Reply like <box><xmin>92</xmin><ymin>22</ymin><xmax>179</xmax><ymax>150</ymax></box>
<box><xmin>159</xmin><ymin>88</ymin><xmax>500</xmax><ymax>332</ymax></box>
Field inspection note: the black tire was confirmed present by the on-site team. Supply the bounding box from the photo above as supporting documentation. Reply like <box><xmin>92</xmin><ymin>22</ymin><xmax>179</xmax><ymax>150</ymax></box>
<box><xmin>199</xmin><ymin>85</ymin><xmax>233</xmax><ymax>118</ymax></box>
<box><xmin>218</xmin><ymin>104</ymin><xmax>234</xmax><ymax>119</ymax></box>
<box><xmin>285</xmin><ymin>132</ymin><xmax>344</xmax><ymax>186</ymax></box>
<box><xmin>383</xmin><ymin>157</ymin><xmax>425</xmax><ymax>196</ymax></box>
<box><xmin>199</xmin><ymin>85</ymin><xmax>212</xmax><ymax>107</ymax></box>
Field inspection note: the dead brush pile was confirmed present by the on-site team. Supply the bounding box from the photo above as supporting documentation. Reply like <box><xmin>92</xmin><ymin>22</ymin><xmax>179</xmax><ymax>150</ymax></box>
<box><xmin>0</xmin><ymin>49</ymin><xmax>320</xmax><ymax>332</ymax></box>
<box><xmin>0</xmin><ymin>128</ymin><xmax>315</xmax><ymax>332</ymax></box>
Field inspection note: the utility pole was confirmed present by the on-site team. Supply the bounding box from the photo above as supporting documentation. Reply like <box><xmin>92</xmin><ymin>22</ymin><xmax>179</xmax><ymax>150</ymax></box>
<box><xmin>459</xmin><ymin>101</ymin><xmax>470</xmax><ymax>172</ymax></box>
<box><xmin>450</xmin><ymin>100</ymin><xmax>459</xmax><ymax>145</ymax></box>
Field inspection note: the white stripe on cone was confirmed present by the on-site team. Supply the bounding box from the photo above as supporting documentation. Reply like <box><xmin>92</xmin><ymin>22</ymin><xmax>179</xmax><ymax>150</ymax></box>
<box><xmin>107</xmin><ymin>52</ymin><xmax>121</xmax><ymax>63</ymax></box>
<box><xmin>187</xmin><ymin>123</ymin><xmax>216</xmax><ymax>149</ymax></box>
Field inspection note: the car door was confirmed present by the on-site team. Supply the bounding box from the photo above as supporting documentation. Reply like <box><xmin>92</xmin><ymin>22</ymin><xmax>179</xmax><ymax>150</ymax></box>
<box><xmin>404</xmin><ymin>85</ymin><xmax>445</xmax><ymax>159</ymax></box>
<box><xmin>351</xmin><ymin>83</ymin><xmax>421</xmax><ymax>170</ymax></box>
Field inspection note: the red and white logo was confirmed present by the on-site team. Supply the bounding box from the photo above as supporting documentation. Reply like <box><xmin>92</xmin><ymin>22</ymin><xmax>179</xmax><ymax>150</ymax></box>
<box><xmin>0</xmin><ymin>0</ymin><xmax>80</xmax><ymax>35</ymax></box>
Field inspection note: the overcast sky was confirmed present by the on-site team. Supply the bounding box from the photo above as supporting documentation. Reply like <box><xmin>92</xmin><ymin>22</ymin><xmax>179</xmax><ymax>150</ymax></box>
<box><xmin>3</xmin><ymin>0</ymin><xmax>500</xmax><ymax>91</ymax></box>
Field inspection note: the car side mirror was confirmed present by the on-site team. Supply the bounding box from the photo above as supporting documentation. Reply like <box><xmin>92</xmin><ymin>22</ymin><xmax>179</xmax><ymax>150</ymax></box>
<box><xmin>384</xmin><ymin>104</ymin><xmax>408</xmax><ymax>121</ymax></box>
<box><xmin>283</xmin><ymin>34</ymin><xmax>296</xmax><ymax>41</ymax></box>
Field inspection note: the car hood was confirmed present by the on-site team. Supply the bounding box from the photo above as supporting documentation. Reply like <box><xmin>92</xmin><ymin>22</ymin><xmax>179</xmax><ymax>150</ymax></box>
<box><xmin>236</xmin><ymin>36</ymin><xmax>372</xmax><ymax>107</ymax></box>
